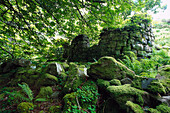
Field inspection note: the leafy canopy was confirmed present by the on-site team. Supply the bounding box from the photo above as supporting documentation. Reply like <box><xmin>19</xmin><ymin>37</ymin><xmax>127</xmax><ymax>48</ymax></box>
<box><xmin>0</xmin><ymin>0</ymin><xmax>166</xmax><ymax>61</ymax></box>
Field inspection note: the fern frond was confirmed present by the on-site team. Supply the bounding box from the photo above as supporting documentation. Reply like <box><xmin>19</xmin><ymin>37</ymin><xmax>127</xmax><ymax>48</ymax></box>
<box><xmin>18</xmin><ymin>83</ymin><xmax>33</xmax><ymax>102</ymax></box>
<box><xmin>5</xmin><ymin>91</ymin><xmax>30</xmax><ymax>102</ymax></box>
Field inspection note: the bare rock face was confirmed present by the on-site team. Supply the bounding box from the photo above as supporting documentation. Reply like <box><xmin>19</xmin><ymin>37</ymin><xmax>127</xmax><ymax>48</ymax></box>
<box><xmin>87</xmin><ymin>56</ymin><xmax>135</xmax><ymax>80</ymax></box>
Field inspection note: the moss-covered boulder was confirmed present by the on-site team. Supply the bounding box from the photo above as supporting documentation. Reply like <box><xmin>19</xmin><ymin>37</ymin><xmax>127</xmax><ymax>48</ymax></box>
<box><xmin>97</xmin><ymin>79</ymin><xmax>110</xmax><ymax>89</ymax></box>
<box><xmin>147</xmin><ymin>80</ymin><xmax>166</xmax><ymax>94</ymax></box>
<box><xmin>62</xmin><ymin>63</ymin><xmax>87</xmax><ymax>94</ymax></box>
<box><xmin>48</xmin><ymin>105</ymin><xmax>61</xmax><ymax>113</ymax></box>
<box><xmin>156</xmin><ymin>104</ymin><xmax>170</xmax><ymax>113</ymax></box>
<box><xmin>157</xmin><ymin>65</ymin><xmax>170</xmax><ymax>93</ymax></box>
<box><xmin>63</xmin><ymin>81</ymin><xmax>98</xmax><ymax>113</ymax></box>
<box><xmin>107</xmin><ymin>84</ymin><xmax>145</xmax><ymax>110</ymax></box>
<box><xmin>148</xmin><ymin>108</ymin><xmax>161</xmax><ymax>113</ymax></box>
<box><xmin>17</xmin><ymin>102</ymin><xmax>34</xmax><ymax>113</ymax></box>
<box><xmin>126</xmin><ymin>101</ymin><xmax>144</xmax><ymax>113</ymax></box>
<box><xmin>158</xmin><ymin>65</ymin><xmax>170</xmax><ymax>79</ymax></box>
<box><xmin>110</xmin><ymin>79</ymin><xmax>121</xmax><ymax>86</ymax></box>
<box><xmin>35</xmin><ymin>86</ymin><xmax>53</xmax><ymax>100</ymax></box>
<box><xmin>132</xmin><ymin>76</ymin><xmax>166</xmax><ymax>95</ymax></box>
<box><xmin>87</xmin><ymin>56</ymin><xmax>135</xmax><ymax>80</ymax></box>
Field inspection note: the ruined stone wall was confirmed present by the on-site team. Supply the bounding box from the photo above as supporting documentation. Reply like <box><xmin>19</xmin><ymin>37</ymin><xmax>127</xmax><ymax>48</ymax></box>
<box><xmin>98</xmin><ymin>24</ymin><xmax>155</xmax><ymax>58</ymax></box>
<box><xmin>68</xmin><ymin>21</ymin><xmax>155</xmax><ymax>62</ymax></box>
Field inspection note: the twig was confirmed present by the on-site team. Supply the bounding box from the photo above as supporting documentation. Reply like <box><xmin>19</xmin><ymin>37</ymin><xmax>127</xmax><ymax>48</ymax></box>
<box><xmin>0</xmin><ymin>46</ymin><xmax>14</xmax><ymax>58</ymax></box>
<box><xmin>75</xmin><ymin>96</ymin><xmax>81</xmax><ymax>111</ymax></box>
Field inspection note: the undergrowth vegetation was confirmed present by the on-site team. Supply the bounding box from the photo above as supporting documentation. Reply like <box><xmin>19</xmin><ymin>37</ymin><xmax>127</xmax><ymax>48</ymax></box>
<box><xmin>119</xmin><ymin>20</ymin><xmax>170</xmax><ymax>78</ymax></box>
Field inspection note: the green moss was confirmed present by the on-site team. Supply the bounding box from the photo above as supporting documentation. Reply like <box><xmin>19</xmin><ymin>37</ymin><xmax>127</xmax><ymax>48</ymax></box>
<box><xmin>17</xmin><ymin>102</ymin><xmax>34</xmax><ymax>113</ymax></box>
<box><xmin>39</xmin><ymin>110</ymin><xmax>45</xmax><ymax>113</ymax></box>
<box><xmin>68</xmin><ymin>62</ymin><xmax>78</xmax><ymax>75</ymax></box>
<box><xmin>158</xmin><ymin>65</ymin><xmax>170</xmax><ymax>79</ymax></box>
<box><xmin>62</xmin><ymin>63</ymin><xmax>87</xmax><ymax>93</ymax></box>
<box><xmin>126</xmin><ymin>101</ymin><xmax>144</xmax><ymax>113</ymax></box>
<box><xmin>97</xmin><ymin>79</ymin><xmax>110</xmax><ymax>89</ymax></box>
<box><xmin>156</xmin><ymin>104</ymin><xmax>170</xmax><ymax>113</ymax></box>
<box><xmin>110</xmin><ymin>79</ymin><xmax>121</xmax><ymax>86</ymax></box>
<box><xmin>132</xmin><ymin>76</ymin><xmax>166</xmax><ymax>95</ymax></box>
<box><xmin>147</xmin><ymin>80</ymin><xmax>166</xmax><ymax>94</ymax></box>
<box><xmin>48</xmin><ymin>105</ymin><xmax>61</xmax><ymax>113</ymax></box>
<box><xmin>45</xmin><ymin>73</ymin><xmax>58</xmax><ymax>82</ymax></box>
<box><xmin>107</xmin><ymin>84</ymin><xmax>145</xmax><ymax>109</ymax></box>
<box><xmin>148</xmin><ymin>108</ymin><xmax>161</xmax><ymax>113</ymax></box>
<box><xmin>88</xmin><ymin>56</ymin><xmax>135</xmax><ymax>80</ymax></box>
<box><xmin>131</xmin><ymin>76</ymin><xmax>146</xmax><ymax>89</ymax></box>
<box><xmin>35</xmin><ymin>86</ymin><xmax>53</xmax><ymax>99</ymax></box>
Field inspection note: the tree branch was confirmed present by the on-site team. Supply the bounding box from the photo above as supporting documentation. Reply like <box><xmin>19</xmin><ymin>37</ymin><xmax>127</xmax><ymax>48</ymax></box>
<box><xmin>0</xmin><ymin>46</ymin><xmax>14</xmax><ymax>58</ymax></box>
<box><xmin>75</xmin><ymin>4</ymin><xmax>91</xmax><ymax>28</ymax></box>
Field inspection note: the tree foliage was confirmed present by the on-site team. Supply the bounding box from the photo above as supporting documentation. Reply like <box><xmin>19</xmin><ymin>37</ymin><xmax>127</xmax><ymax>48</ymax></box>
<box><xmin>0</xmin><ymin>0</ymin><xmax>166</xmax><ymax>61</ymax></box>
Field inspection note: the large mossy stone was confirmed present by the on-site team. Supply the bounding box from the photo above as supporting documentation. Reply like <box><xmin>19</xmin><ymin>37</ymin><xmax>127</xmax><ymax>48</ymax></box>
<box><xmin>148</xmin><ymin>108</ymin><xmax>161</xmax><ymax>113</ymax></box>
<box><xmin>35</xmin><ymin>86</ymin><xmax>53</xmax><ymax>99</ymax></box>
<box><xmin>110</xmin><ymin>79</ymin><xmax>121</xmax><ymax>86</ymax></box>
<box><xmin>62</xmin><ymin>63</ymin><xmax>87</xmax><ymax>94</ymax></box>
<box><xmin>17</xmin><ymin>102</ymin><xmax>34</xmax><ymax>113</ymax></box>
<box><xmin>132</xmin><ymin>76</ymin><xmax>166</xmax><ymax>95</ymax></box>
<box><xmin>48</xmin><ymin>105</ymin><xmax>61</xmax><ymax>113</ymax></box>
<box><xmin>107</xmin><ymin>84</ymin><xmax>145</xmax><ymax>110</ymax></box>
<box><xmin>126</xmin><ymin>101</ymin><xmax>144</xmax><ymax>113</ymax></box>
<box><xmin>87</xmin><ymin>56</ymin><xmax>135</xmax><ymax>80</ymax></box>
<box><xmin>157</xmin><ymin>65</ymin><xmax>170</xmax><ymax>93</ymax></box>
<box><xmin>156</xmin><ymin>104</ymin><xmax>170</xmax><ymax>113</ymax></box>
<box><xmin>158</xmin><ymin>65</ymin><xmax>170</xmax><ymax>79</ymax></box>
<box><xmin>97</xmin><ymin>79</ymin><xmax>110</xmax><ymax>89</ymax></box>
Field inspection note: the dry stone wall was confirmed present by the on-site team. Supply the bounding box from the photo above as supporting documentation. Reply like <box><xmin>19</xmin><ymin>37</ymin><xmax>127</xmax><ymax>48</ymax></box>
<box><xmin>98</xmin><ymin>24</ymin><xmax>155</xmax><ymax>58</ymax></box>
<box><xmin>68</xmin><ymin>21</ymin><xmax>155</xmax><ymax>62</ymax></box>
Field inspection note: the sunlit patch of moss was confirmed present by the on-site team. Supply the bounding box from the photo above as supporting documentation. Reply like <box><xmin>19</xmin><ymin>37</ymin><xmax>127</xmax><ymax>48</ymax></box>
<box><xmin>126</xmin><ymin>101</ymin><xmax>144</xmax><ymax>113</ymax></box>
<box><xmin>107</xmin><ymin>84</ymin><xmax>145</xmax><ymax>110</ymax></box>
<box><xmin>17</xmin><ymin>102</ymin><xmax>34</xmax><ymax>113</ymax></box>
<box><xmin>110</xmin><ymin>79</ymin><xmax>121</xmax><ymax>86</ymax></box>
<box><xmin>156</xmin><ymin>104</ymin><xmax>170</xmax><ymax>113</ymax></box>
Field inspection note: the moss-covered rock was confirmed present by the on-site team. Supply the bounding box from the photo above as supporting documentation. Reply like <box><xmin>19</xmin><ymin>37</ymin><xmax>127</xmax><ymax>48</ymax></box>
<box><xmin>97</xmin><ymin>79</ymin><xmax>110</xmax><ymax>89</ymax></box>
<box><xmin>126</xmin><ymin>101</ymin><xmax>144</xmax><ymax>113</ymax></box>
<box><xmin>132</xmin><ymin>76</ymin><xmax>166</xmax><ymax>95</ymax></box>
<box><xmin>110</xmin><ymin>79</ymin><xmax>121</xmax><ymax>86</ymax></box>
<box><xmin>48</xmin><ymin>105</ymin><xmax>61</xmax><ymax>113</ymax></box>
<box><xmin>156</xmin><ymin>104</ymin><xmax>170</xmax><ymax>113</ymax></box>
<box><xmin>17</xmin><ymin>102</ymin><xmax>34</xmax><ymax>113</ymax></box>
<box><xmin>157</xmin><ymin>65</ymin><xmax>170</xmax><ymax>93</ymax></box>
<box><xmin>87</xmin><ymin>56</ymin><xmax>135</xmax><ymax>80</ymax></box>
<box><xmin>148</xmin><ymin>108</ymin><xmax>161</xmax><ymax>113</ymax></box>
<box><xmin>62</xmin><ymin>63</ymin><xmax>87</xmax><ymax>94</ymax></box>
<box><xmin>158</xmin><ymin>65</ymin><xmax>170</xmax><ymax>79</ymax></box>
<box><xmin>147</xmin><ymin>80</ymin><xmax>166</xmax><ymax>94</ymax></box>
<box><xmin>35</xmin><ymin>86</ymin><xmax>53</xmax><ymax>99</ymax></box>
<box><xmin>39</xmin><ymin>110</ymin><xmax>45</xmax><ymax>113</ymax></box>
<box><xmin>107</xmin><ymin>84</ymin><xmax>145</xmax><ymax>110</ymax></box>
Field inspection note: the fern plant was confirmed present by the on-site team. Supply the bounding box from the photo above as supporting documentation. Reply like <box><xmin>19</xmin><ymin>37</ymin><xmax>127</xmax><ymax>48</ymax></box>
<box><xmin>18</xmin><ymin>83</ymin><xmax>33</xmax><ymax>102</ymax></box>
